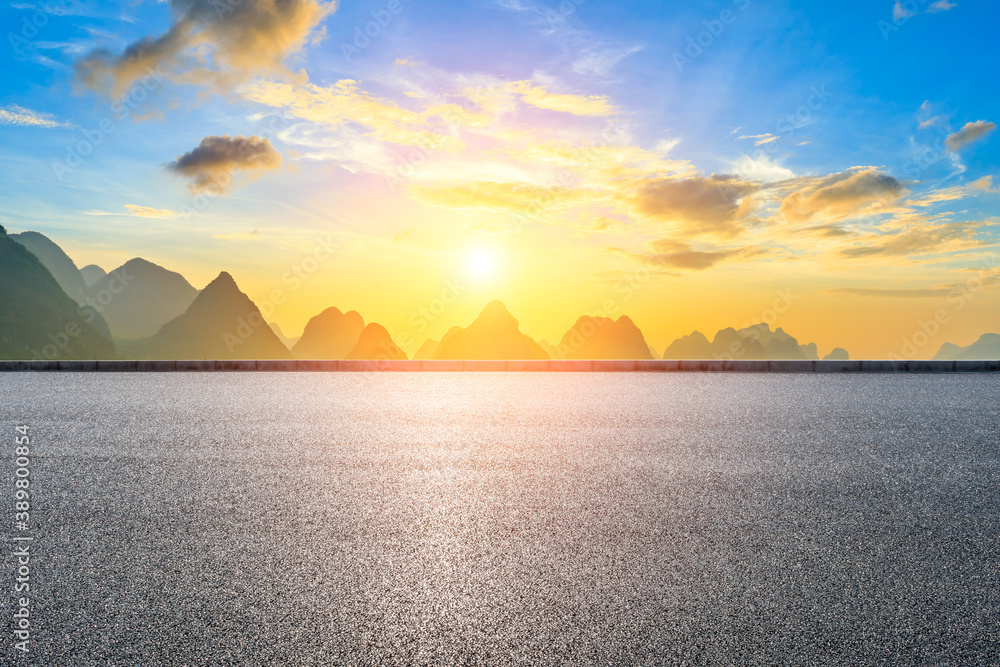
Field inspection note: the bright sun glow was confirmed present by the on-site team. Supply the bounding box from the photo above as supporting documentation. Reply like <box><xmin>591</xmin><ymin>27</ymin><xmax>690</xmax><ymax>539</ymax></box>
<box><xmin>466</xmin><ymin>249</ymin><xmax>496</xmax><ymax>278</ymax></box>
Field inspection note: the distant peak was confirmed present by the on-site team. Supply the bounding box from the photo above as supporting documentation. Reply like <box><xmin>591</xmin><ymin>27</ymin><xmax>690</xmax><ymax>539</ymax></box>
<box><xmin>0</xmin><ymin>224</ymin><xmax>6</xmax><ymax>236</ymax></box>
<box><xmin>478</xmin><ymin>300</ymin><xmax>515</xmax><ymax>323</ymax></box>
<box><xmin>359</xmin><ymin>322</ymin><xmax>390</xmax><ymax>339</ymax></box>
<box><xmin>121</xmin><ymin>257</ymin><xmax>159</xmax><ymax>269</ymax></box>
<box><xmin>205</xmin><ymin>271</ymin><xmax>239</xmax><ymax>291</ymax></box>
<box><xmin>318</xmin><ymin>306</ymin><xmax>345</xmax><ymax>318</ymax></box>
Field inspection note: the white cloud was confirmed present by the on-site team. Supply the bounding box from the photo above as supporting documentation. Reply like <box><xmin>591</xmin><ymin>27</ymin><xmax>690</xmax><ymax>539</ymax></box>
<box><xmin>572</xmin><ymin>44</ymin><xmax>645</xmax><ymax>77</ymax></box>
<box><xmin>738</xmin><ymin>133</ymin><xmax>779</xmax><ymax>146</ymax></box>
<box><xmin>927</xmin><ymin>1</ymin><xmax>957</xmax><ymax>13</ymax></box>
<box><xmin>729</xmin><ymin>154</ymin><xmax>795</xmax><ymax>183</ymax></box>
<box><xmin>0</xmin><ymin>105</ymin><xmax>74</xmax><ymax>129</ymax></box>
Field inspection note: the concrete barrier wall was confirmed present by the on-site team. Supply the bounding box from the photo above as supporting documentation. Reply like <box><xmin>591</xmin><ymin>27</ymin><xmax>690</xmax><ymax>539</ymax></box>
<box><xmin>1</xmin><ymin>359</ymin><xmax>998</xmax><ymax>372</ymax></box>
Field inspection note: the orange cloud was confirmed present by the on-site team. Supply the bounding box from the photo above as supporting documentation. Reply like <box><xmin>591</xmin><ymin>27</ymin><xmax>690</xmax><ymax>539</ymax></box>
<box><xmin>838</xmin><ymin>221</ymin><xmax>984</xmax><ymax>258</ymax></box>
<box><xmin>124</xmin><ymin>204</ymin><xmax>177</xmax><ymax>218</ymax></box>
<box><xmin>628</xmin><ymin>175</ymin><xmax>759</xmax><ymax>237</ymax></box>
<box><xmin>612</xmin><ymin>239</ymin><xmax>763</xmax><ymax>271</ymax></box>
<box><xmin>779</xmin><ymin>168</ymin><xmax>905</xmax><ymax>222</ymax></box>
<box><xmin>76</xmin><ymin>0</ymin><xmax>334</xmax><ymax>97</ymax></box>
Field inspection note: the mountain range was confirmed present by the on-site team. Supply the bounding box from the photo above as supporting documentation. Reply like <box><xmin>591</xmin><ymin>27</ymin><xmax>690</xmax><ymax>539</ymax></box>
<box><xmin>933</xmin><ymin>334</ymin><xmax>1000</xmax><ymax>361</ymax></box>
<box><xmin>4</xmin><ymin>228</ymin><xmax>997</xmax><ymax>361</ymax></box>
<box><xmin>0</xmin><ymin>226</ymin><xmax>115</xmax><ymax>360</ymax></box>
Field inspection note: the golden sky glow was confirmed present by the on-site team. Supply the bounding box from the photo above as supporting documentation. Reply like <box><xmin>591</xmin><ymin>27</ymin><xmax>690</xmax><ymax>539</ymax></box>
<box><xmin>3</xmin><ymin>0</ymin><xmax>999</xmax><ymax>358</ymax></box>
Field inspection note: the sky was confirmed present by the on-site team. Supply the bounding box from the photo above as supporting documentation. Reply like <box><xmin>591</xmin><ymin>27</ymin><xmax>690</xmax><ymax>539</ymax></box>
<box><xmin>1</xmin><ymin>0</ymin><xmax>998</xmax><ymax>358</ymax></box>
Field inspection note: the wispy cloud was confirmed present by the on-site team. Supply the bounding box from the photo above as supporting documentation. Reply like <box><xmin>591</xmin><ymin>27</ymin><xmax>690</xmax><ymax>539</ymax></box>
<box><xmin>927</xmin><ymin>1</ymin><xmax>957</xmax><ymax>13</ymax></box>
<box><xmin>0</xmin><ymin>105</ymin><xmax>74</xmax><ymax>129</ymax></box>
<box><xmin>738</xmin><ymin>133</ymin><xmax>779</xmax><ymax>146</ymax></box>
<box><xmin>123</xmin><ymin>204</ymin><xmax>177</xmax><ymax>218</ymax></box>
<box><xmin>212</xmin><ymin>229</ymin><xmax>260</xmax><ymax>241</ymax></box>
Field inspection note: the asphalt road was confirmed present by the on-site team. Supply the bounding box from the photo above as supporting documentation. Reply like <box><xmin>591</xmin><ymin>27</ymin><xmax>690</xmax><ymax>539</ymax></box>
<box><xmin>2</xmin><ymin>372</ymin><xmax>998</xmax><ymax>665</ymax></box>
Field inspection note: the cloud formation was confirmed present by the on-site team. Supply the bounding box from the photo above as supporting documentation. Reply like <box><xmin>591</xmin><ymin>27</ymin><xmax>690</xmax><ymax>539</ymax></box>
<box><xmin>167</xmin><ymin>135</ymin><xmax>282</xmax><ymax>193</ymax></box>
<box><xmin>613</xmin><ymin>239</ymin><xmax>760</xmax><ymax>271</ymax></box>
<box><xmin>779</xmin><ymin>168</ymin><xmax>904</xmax><ymax>222</ymax></box>
<box><xmin>629</xmin><ymin>175</ymin><xmax>759</xmax><ymax>236</ymax></box>
<box><xmin>945</xmin><ymin>120</ymin><xmax>996</xmax><ymax>151</ymax></box>
<box><xmin>838</xmin><ymin>221</ymin><xmax>982</xmax><ymax>258</ymax></box>
<box><xmin>509</xmin><ymin>81</ymin><xmax>614</xmax><ymax>116</ymax></box>
<box><xmin>76</xmin><ymin>0</ymin><xmax>334</xmax><ymax>97</ymax></box>
<box><xmin>738</xmin><ymin>133</ymin><xmax>778</xmax><ymax>146</ymax></box>
<box><xmin>124</xmin><ymin>204</ymin><xmax>177</xmax><ymax>218</ymax></box>
<box><xmin>927</xmin><ymin>1</ymin><xmax>957</xmax><ymax>12</ymax></box>
<box><xmin>831</xmin><ymin>287</ymin><xmax>950</xmax><ymax>298</ymax></box>
<box><xmin>0</xmin><ymin>105</ymin><xmax>74</xmax><ymax>129</ymax></box>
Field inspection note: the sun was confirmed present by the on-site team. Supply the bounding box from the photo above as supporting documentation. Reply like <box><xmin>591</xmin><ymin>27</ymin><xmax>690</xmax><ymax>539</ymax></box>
<box><xmin>466</xmin><ymin>249</ymin><xmax>496</xmax><ymax>279</ymax></box>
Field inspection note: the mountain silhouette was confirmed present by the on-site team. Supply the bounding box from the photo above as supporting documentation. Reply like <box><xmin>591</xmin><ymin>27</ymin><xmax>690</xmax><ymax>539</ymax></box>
<box><xmin>291</xmin><ymin>307</ymin><xmax>365</xmax><ymax>359</ymax></box>
<box><xmin>10</xmin><ymin>231</ymin><xmax>89</xmax><ymax>304</ymax></box>
<box><xmin>824</xmin><ymin>347</ymin><xmax>849</xmax><ymax>361</ymax></box>
<box><xmin>80</xmin><ymin>264</ymin><xmax>107</xmax><ymax>288</ymax></box>
<box><xmin>557</xmin><ymin>315</ymin><xmax>653</xmax><ymax>359</ymax></box>
<box><xmin>738</xmin><ymin>324</ymin><xmax>818</xmax><ymax>360</ymax></box>
<box><xmin>663</xmin><ymin>330</ymin><xmax>712</xmax><ymax>358</ymax></box>
<box><xmin>933</xmin><ymin>334</ymin><xmax>1000</xmax><ymax>360</ymax></box>
<box><xmin>433</xmin><ymin>301</ymin><xmax>549</xmax><ymax>360</ymax></box>
<box><xmin>0</xmin><ymin>226</ymin><xmax>115</xmax><ymax>360</ymax></box>
<box><xmin>87</xmin><ymin>258</ymin><xmax>199</xmax><ymax>340</ymax></box>
<box><xmin>346</xmin><ymin>323</ymin><xmax>407</xmax><ymax>360</ymax></box>
<box><xmin>268</xmin><ymin>322</ymin><xmax>300</xmax><ymax>349</ymax></box>
<box><xmin>413</xmin><ymin>338</ymin><xmax>439</xmax><ymax>360</ymax></box>
<box><xmin>124</xmin><ymin>271</ymin><xmax>291</xmax><ymax>360</ymax></box>
<box><xmin>663</xmin><ymin>323</ymin><xmax>830</xmax><ymax>360</ymax></box>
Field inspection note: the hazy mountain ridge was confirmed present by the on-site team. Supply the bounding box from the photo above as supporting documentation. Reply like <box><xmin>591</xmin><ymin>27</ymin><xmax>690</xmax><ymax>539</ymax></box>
<box><xmin>433</xmin><ymin>301</ymin><xmax>549</xmax><ymax>360</ymax></box>
<box><xmin>347</xmin><ymin>323</ymin><xmax>407</xmax><ymax>360</ymax></box>
<box><xmin>0</xmin><ymin>226</ymin><xmax>115</xmax><ymax>360</ymax></box>
<box><xmin>88</xmin><ymin>258</ymin><xmax>199</xmax><ymax>340</ymax></box>
<box><xmin>121</xmin><ymin>272</ymin><xmax>292</xmax><ymax>360</ymax></box>
<box><xmin>9</xmin><ymin>231</ymin><xmax>90</xmax><ymax>305</ymax></box>
<box><xmin>5</xmin><ymin>229</ymin><xmax>999</xmax><ymax>362</ymax></box>
<box><xmin>663</xmin><ymin>323</ymin><xmax>840</xmax><ymax>361</ymax></box>
<box><xmin>933</xmin><ymin>334</ymin><xmax>1000</xmax><ymax>361</ymax></box>
<box><xmin>292</xmin><ymin>307</ymin><xmax>366</xmax><ymax>359</ymax></box>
